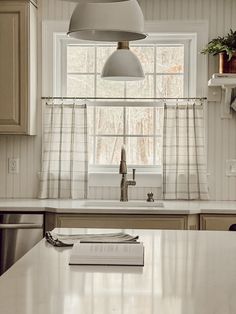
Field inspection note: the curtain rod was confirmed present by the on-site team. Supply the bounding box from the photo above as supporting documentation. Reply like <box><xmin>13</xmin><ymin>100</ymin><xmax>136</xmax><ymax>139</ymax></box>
<box><xmin>42</xmin><ymin>97</ymin><xmax>207</xmax><ymax>100</ymax></box>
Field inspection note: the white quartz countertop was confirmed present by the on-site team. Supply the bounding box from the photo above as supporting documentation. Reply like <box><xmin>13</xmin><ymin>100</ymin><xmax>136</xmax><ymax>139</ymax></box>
<box><xmin>1</xmin><ymin>199</ymin><xmax>236</xmax><ymax>214</ymax></box>
<box><xmin>1</xmin><ymin>227</ymin><xmax>236</xmax><ymax>314</ymax></box>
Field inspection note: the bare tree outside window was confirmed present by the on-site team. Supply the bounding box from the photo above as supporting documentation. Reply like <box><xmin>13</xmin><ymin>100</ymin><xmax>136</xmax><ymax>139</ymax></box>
<box><xmin>66</xmin><ymin>44</ymin><xmax>184</xmax><ymax>167</ymax></box>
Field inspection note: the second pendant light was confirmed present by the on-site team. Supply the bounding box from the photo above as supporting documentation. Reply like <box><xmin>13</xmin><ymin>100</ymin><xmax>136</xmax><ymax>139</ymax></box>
<box><xmin>101</xmin><ymin>42</ymin><xmax>144</xmax><ymax>81</ymax></box>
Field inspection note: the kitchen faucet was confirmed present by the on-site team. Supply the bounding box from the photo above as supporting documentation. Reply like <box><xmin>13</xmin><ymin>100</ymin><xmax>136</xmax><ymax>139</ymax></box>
<box><xmin>119</xmin><ymin>146</ymin><xmax>136</xmax><ymax>202</ymax></box>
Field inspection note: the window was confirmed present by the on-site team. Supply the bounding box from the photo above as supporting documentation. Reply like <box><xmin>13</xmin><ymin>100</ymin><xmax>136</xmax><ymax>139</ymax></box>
<box><xmin>54</xmin><ymin>33</ymin><xmax>196</xmax><ymax>171</ymax></box>
<box><xmin>64</xmin><ymin>44</ymin><xmax>185</xmax><ymax>99</ymax></box>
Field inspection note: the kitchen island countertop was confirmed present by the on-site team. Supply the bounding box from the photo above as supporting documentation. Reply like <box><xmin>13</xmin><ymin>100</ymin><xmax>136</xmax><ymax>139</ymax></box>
<box><xmin>0</xmin><ymin>227</ymin><xmax>236</xmax><ymax>314</ymax></box>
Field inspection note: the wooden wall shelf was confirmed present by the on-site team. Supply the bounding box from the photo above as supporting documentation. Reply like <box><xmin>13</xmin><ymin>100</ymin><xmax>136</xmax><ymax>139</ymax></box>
<box><xmin>208</xmin><ymin>74</ymin><xmax>236</xmax><ymax>118</ymax></box>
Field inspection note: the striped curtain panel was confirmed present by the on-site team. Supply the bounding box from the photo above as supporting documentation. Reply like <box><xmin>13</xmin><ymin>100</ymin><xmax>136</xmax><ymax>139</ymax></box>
<box><xmin>38</xmin><ymin>103</ymin><xmax>88</xmax><ymax>199</ymax></box>
<box><xmin>162</xmin><ymin>101</ymin><xmax>209</xmax><ymax>200</ymax></box>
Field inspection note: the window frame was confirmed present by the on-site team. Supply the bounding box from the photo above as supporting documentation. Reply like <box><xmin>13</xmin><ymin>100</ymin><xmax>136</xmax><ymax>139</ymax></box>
<box><xmin>42</xmin><ymin>20</ymin><xmax>208</xmax><ymax>184</ymax></box>
<box><xmin>42</xmin><ymin>20</ymin><xmax>208</xmax><ymax>100</ymax></box>
<box><xmin>55</xmin><ymin>35</ymin><xmax>194</xmax><ymax>98</ymax></box>
<box><xmin>54</xmin><ymin>34</ymin><xmax>194</xmax><ymax>174</ymax></box>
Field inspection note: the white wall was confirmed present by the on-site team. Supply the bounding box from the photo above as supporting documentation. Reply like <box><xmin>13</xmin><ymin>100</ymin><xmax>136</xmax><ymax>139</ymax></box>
<box><xmin>0</xmin><ymin>0</ymin><xmax>236</xmax><ymax>200</ymax></box>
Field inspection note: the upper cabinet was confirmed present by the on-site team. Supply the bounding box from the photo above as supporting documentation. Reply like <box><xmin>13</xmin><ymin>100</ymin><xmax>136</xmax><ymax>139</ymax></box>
<box><xmin>0</xmin><ymin>0</ymin><xmax>37</xmax><ymax>135</ymax></box>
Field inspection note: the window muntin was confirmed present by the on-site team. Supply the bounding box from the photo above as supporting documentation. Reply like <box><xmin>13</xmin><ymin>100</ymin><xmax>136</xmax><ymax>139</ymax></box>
<box><xmin>60</xmin><ymin>40</ymin><xmax>188</xmax><ymax>168</ymax></box>
<box><xmin>87</xmin><ymin>105</ymin><xmax>163</xmax><ymax>166</ymax></box>
<box><xmin>65</xmin><ymin>44</ymin><xmax>185</xmax><ymax>99</ymax></box>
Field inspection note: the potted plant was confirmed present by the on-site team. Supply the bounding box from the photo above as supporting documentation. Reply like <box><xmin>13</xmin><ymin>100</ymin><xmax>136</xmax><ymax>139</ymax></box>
<box><xmin>201</xmin><ymin>29</ymin><xmax>236</xmax><ymax>73</ymax></box>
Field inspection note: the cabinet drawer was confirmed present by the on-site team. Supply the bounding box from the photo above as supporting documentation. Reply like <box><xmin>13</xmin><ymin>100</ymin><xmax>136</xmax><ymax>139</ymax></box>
<box><xmin>200</xmin><ymin>214</ymin><xmax>236</xmax><ymax>231</ymax></box>
<box><xmin>55</xmin><ymin>214</ymin><xmax>187</xmax><ymax>230</ymax></box>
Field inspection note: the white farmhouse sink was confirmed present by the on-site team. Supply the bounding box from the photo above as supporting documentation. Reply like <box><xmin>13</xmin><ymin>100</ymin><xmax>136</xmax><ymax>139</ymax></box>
<box><xmin>82</xmin><ymin>200</ymin><xmax>164</xmax><ymax>208</ymax></box>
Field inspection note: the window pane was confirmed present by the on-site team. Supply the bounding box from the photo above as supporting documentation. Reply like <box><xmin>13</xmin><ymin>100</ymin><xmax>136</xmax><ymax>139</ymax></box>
<box><xmin>156</xmin><ymin>46</ymin><xmax>184</xmax><ymax>73</ymax></box>
<box><xmin>127</xmin><ymin>137</ymin><xmax>153</xmax><ymax>165</ymax></box>
<box><xmin>130</xmin><ymin>46</ymin><xmax>154</xmax><ymax>73</ymax></box>
<box><xmin>64</xmin><ymin>41</ymin><xmax>188</xmax><ymax>167</ymax></box>
<box><xmin>97</xmin><ymin>46</ymin><xmax>116</xmax><ymax>73</ymax></box>
<box><xmin>95</xmin><ymin>137</ymin><xmax>123</xmax><ymax>165</ymax></box>
<box><xmin>126</xmin><ymin>75</ymin><xmax>154</xmax><ymax>98</ymax></box>
<box><xmin>96</xmin><ymin>107</ymin><xmax>123</xmax><ymax>135</ymax></box>
<box><xmin>96</xmin><ymin>75</ymin><xmax>125</xmax><ymax>97</ymax></box>
<box><xmin>67</xmin><ymin>46</ymin><xmax>95</xmax><ymax>73</ymax></box>
<box><xmin>87</xmin><ymin>105</ymin><xmax>94</xmax><ymax>135</ymax></box>
<box><xmin>155</xmin><ymin>107</ymin><xmax>164</xmax><ymax>135</ymax></box>
<box><xmin>126</xmin><ymin>107</ymin><xmax>154</xmax><ymax>135</ymax></box>
<box><xmin>156</xmin><ymin>75</ymin><xmax>183</xmax><ymax>98</ymax></box>
<box><xmin>155</xmin><ymin>137</ymin><xmax>162</xmax><ymax>165</ymax></box>
<box><xmin>67</xmin><ymin>74</ymin><xmax>94</xmax><ymax>97</ymax></box>
<box><xmin>88</xmin><ymin>135</ymin><xmax>94</xmax><ymax>164</ymax></box>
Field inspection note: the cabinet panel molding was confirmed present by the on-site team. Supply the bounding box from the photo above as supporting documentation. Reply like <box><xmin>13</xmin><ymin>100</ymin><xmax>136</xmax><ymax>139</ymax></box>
<box><xmin>45</xmin><ymin>213</ymin><xmax>192</xmax><ymax>230</ymax></box>
<box><xmin>200</xmin><ymin>214</ymin><xmax>236</xmax><ymax>231</ymax></box>
<box><xmin>0</xmin><ymin>1</ymin><xmax>37</xmax><ymax>135</ymax></box>
<box><xmin>0</xmin><ymin>12</ymin><xmax>20</xmax><ymax>126</ymax></box>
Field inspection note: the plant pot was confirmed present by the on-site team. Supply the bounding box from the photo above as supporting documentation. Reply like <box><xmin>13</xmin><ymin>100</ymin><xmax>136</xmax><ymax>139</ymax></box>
<box><xmin>219</xmin><ymin>52</ymin><xmax>236</xmax><ymax>73</ymax></box>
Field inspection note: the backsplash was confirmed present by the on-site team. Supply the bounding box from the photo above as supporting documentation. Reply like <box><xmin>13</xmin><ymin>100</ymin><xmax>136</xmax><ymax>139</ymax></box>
<box><xmin>1</xmin><ymin>0</ymin><xmax>236</xmax><ymax>200</ymax></box>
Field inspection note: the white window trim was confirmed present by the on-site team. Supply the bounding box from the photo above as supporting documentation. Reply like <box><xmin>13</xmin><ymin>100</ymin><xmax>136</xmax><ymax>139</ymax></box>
<box><xmin>42</xmin><ymin>19</ymin><xmax>208</xmax><ymax>98</ymax></box>
<box><xmin>54</xmin><ymin>35</ymin><xmax>191</xmax><ymax>98</ymax></box>
<box><xmin>42</xmin><ymin>20</ymin><xmax>208</xmax><ymax>187</ymax></box>
<box><xmin>53</xmin><ymin>32</ymin><xmax>195</xmax><ymax>174</ymax></box>
<box><xmin>145</xmin><ymin>20</ymin><xmax>208</xmax><ymax>97</ymax></box>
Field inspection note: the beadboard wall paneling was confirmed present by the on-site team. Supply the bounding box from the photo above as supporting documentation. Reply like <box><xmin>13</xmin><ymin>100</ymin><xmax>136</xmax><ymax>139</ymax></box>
<box><xmin>1</xmin><ymin>0</ymin><xmax>236</xmax><ymax>200</ymax></box>
<box><xmin>89</xmin><ymin>187</ymin><xmax>162</xmax><ymax>201</ymax></box>
<box><xmin>0</xmin><ymin>135</ymin><xmax>41</xmax><ymax>198</ymax></box>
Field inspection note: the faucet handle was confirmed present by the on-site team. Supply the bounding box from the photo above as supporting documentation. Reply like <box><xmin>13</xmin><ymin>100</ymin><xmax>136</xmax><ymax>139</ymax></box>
<box><xmin>132</xmin><ymin>169</ymin><xmax>136</xmax><ymax>180</ymax></box>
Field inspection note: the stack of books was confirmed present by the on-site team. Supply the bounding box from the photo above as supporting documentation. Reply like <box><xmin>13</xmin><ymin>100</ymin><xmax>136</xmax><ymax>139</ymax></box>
<box><xmin>65</xmin><ymin>232</ymin><xmax>144</xmax><ymax>266</ymax></box>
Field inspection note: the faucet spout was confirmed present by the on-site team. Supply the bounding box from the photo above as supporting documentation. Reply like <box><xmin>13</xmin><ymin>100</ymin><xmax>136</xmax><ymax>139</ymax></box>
<box><xmin>119</xmin><ymin>145</ymin><xmax>127</xmax><ymax>174</ymax></box>
<box><xmin>119</xmin><ymin>146</ymin><xmax>136</xmax><ymax>202</ymax></box>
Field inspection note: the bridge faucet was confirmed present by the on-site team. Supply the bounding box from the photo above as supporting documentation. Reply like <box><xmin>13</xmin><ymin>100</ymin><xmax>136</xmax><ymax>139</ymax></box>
<box><xmin>119</xmin><ymin>146</ymin><xmax>136</xmax><ymax>202</ymax></box>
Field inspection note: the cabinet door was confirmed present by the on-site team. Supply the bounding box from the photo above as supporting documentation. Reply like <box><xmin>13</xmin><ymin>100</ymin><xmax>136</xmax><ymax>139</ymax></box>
<box><xmin>0</xmin><ymin>2</ymin><xmax>28</xmax><ymax>133</ymax></box>
<box><xmin>200</xmin><ymin>214</ymin><xmax>236</xmax><ymax>231</ymax></box>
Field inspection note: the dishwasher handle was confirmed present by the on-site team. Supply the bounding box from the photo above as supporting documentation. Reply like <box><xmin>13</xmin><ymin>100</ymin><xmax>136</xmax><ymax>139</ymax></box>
<box><xmin>0</xmin><ymin>223</ymin><xmax>43</xmax><ymax>229</ymax></box>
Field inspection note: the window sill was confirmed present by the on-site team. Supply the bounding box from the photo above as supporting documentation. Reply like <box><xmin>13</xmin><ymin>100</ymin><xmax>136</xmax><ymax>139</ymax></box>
<box><xmin>88</xmin><ymin>172</ymin><xmax>162</xmax><ymax>188</ymax></box>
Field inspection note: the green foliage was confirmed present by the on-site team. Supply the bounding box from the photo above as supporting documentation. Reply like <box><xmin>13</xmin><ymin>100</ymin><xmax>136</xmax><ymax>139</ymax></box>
<box><xmin>201</xmin><ymin>29</ymin><xmax>236</xmax><ymax>60</ymax></box>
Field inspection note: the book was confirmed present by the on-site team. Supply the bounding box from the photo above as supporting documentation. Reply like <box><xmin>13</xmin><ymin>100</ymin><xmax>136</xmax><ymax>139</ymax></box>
<box><xmin>69</xmin><ymin>242</ymin><xmax>144</xmax><ymax>266</ymax></box>
<box><xmin>50</xmin><ymin>232</ymin><xmax>139</xmax><ymax>246</ymax></box>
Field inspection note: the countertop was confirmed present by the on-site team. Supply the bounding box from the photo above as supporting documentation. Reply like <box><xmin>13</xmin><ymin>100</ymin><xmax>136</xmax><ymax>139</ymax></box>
<box><xmin>0</xmin><ymin>227</ymin><xmax>236</xmax><ymax>314</ymax></box>
<box><xmin>1</xmin><ymin>199</ymin><xmax>236</xmax><ymax>214</ymax></box>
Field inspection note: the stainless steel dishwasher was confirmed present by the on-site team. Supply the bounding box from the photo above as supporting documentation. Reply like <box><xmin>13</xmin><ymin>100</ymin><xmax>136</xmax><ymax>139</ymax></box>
<box><xmin>0</xmin><ymin>213</ymin><xmax>44</xmax><ymax>275</ymax></box>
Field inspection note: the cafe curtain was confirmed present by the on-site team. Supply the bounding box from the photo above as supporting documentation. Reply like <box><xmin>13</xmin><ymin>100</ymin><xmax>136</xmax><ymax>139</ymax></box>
<box><xmin>162</xmin><ymin>100</ymin><xmax>209</xmax><ymax>200</ymax></box>
<box><xmin>38</xmin><ymin>102</ymin><xmax>88</xmax><ymax>199</ymax></box>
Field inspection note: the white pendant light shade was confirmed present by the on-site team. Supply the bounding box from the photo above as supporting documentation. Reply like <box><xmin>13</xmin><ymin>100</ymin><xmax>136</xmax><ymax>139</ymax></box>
<box><xmin>101</xmin><ymin>42</ymin><xmax>144</xmax><ymax>81</ymax></box>
<box><xmin>68</xmin><ymin>0</ymin><xmax>146</xmax><ymax>42</ymax></box>
<box><xmin>63</xmin><ymin>0</ymin><xmax>129</xmax><ymax>2</ymax></box>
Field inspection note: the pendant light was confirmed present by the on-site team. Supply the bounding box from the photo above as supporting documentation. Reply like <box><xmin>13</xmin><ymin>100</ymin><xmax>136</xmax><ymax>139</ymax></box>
<box><xmin>101</xmin><ymin>41</ymin><xmax>144</xmax><ymax>81</ymax></box>
<box><xmin>63</xmin><ymin>0</ymin><xmax>129</xmax><ymax>2</ymax></box>
<box><xmin>67</xmin><ymin>0</ymin><xmax>146</xmax><ymax>42</ymax></box>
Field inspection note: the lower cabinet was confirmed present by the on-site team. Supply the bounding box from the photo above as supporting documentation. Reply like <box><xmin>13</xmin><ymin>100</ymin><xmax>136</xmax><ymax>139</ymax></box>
<box><xmin>200</xmin><ymin>214</ymin><xmax>236</xmax><ymax>231</ymax></box>
<box><xmin>45</xmin><ymin>213</ymin><xmax>199</xmax><ymax>232</ymax></box>
<box><xmin>42</xmin><ymin>212</ymin><xmax>236</xmax><ymax>232</ymax></box>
